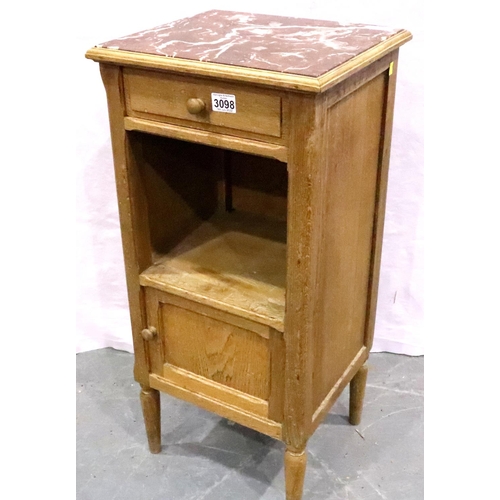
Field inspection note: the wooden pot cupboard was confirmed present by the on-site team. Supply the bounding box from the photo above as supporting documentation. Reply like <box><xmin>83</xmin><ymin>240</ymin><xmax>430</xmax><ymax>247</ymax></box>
<box><xmin>86</xmin><ymin>10</ymin><xmax>411</xmax><ymax>499</ymax></box>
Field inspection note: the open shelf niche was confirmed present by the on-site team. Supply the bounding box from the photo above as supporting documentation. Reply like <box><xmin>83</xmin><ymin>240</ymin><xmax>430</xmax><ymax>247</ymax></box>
<box><xmin>133</xmin><ymin>132</ymin><xmax>289</xmax><ymax>332</ymax></box>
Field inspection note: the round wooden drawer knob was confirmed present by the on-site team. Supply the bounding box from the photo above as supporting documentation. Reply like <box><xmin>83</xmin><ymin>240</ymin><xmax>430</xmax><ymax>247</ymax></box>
<box><xmin>141</xmin><ymin>327</ymin><xmax>157</xmax><ymax>341</ymax></box>
<box><xmin>186</xmin><ymin>98</ymin><xmax>206</xmax><ymax>114</ymax></box>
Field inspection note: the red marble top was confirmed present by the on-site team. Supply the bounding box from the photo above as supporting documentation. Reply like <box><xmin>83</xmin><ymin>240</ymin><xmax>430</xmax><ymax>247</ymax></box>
<box><xmin>98</xmin><ymin>10</ymin><xmax>403</xmax><ymax>78</ymax></box>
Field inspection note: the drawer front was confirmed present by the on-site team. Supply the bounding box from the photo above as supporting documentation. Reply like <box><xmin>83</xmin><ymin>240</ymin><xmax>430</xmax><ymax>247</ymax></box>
<box><xmin>123</xmin><ymin>69</ymin><xmax>282</xmax><ymax>138</ymax></box>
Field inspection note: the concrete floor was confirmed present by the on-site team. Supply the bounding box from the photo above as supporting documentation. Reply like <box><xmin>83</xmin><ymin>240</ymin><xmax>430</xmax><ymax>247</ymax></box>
<box><xmin>76</xmin><ymin>349</ymin><xmax>423</xmax><ymax>500</ymax></box>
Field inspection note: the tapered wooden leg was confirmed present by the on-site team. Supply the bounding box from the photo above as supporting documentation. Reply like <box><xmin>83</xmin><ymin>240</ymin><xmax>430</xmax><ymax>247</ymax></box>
<box><xmin>285</xmin><ymin>448</ymin><xmax>307</xmax><ymax>500</ymax></box>
<box><xmin>140</xmin><ymin>385</ymin><xmax>161</xmax><ymax>453</ymax></box>
<box><xmin>349</xmin><ymin>363</ymin><xmax>368</xmax><ymax>425</ymax></box>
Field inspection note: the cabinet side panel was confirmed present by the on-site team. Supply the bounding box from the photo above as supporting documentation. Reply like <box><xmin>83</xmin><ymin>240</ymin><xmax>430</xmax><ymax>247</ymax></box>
<box><xmin>313</xmin><ymin>73</ymin><xmax>386</xmax><ymax>410</ymax></box>
<box><xmin>99</xmin><ymin>64</ymin><xmax>153</xmax><ymax>386</ymax></box>
<box><xmin>283</xmin><ymin>93</ymin><xmax>325</xmax><ymax>450</ymax></box>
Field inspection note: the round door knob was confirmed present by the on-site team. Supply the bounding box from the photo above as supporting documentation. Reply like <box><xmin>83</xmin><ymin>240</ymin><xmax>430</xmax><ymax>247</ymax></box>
<box><xmin>186</xmin><ymin>98</ymin><xmax>206</xmax><ymax>114</ymax></box>
<box><xmin>141</xmin><ymin>327</ymin><xmax>157</xmax><ymax>341</ymax></box>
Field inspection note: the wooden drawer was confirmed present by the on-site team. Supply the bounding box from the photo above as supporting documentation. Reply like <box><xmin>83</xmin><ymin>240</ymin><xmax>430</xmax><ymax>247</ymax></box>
<box><xmin>123</xmin><ymin>68</ymin><xmax>282</xmax><ymax>138</ymax></box>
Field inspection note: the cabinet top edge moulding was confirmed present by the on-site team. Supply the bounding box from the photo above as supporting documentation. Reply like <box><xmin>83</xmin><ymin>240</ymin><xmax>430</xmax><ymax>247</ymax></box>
<box><xmin>85</xmin><ymin>9</ymin><xmax>412</xmax><ymax>93</ymax></box>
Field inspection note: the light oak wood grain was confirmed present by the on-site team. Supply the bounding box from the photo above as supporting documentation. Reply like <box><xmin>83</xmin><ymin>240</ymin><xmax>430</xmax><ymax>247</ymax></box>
<box><xmin>149</xmin><ymin>374</ymin><xmax>282</xmax><ymax>439</ymax></box>
<box><xmin>312</xmin><ymin>71</ymin><xmax>386</xmax><ymax>411</ymax></box>
<box><xmin>268</xmin><ymin>328</ymin><xmax>286</xmax><ymax>423</ymax></box>
<box><xmin>125</xmin><ymin>94</ymin><xmax>289</xmax><ymax>148</ymax></box>
<box><xmin>285</xmin><ymin>448</ymin><xmax>307</xmax><ymax>500</ymax></box>
<box><xmin>283</xmin><ymin>92</ymin><xmax>324</xmax><ymax>451</ymax></box>
<box><xmin>311</xmin><ymin>346</ymin><xmax>368</xmax><ymax>433</ymax></box>
<box><xmin>137</xmin><ymin>132</ymin><xmax>218</xmax><ymax>256</ymax></box>
<box><xmin>149</xmin><ymin>288</ymin><xmax>273</xmax><ymax>339</ymax></box>
<box><xmin>163</xmin><ymin>364</ymin><xmax>269</xmax><ymax>417</ymax></box>
<box><xmin>124</xmin><ymin>68</ymin><xmax>282</xmax><ymax>137</ymax></box>
<box><xmin>144</xmin><ymin>288</ymin><xmax>164</xmax><ymax>375</ymax></box>
<box><xmin>363</xmin><ymin>54</ymin><xmax>400</xmax><ymax>351</ymax></box>
<box><xmin>349</xmin><ymin>363</ymin><xmax>368</xmax><ymax>426</ymax></box>
<box><xmin>159</xmin><ymin>301</ymin><xmax>270</xmax><ymax>400</ymax></box>
<box><xmin>124</xmin><ymin>117</ymin><xmax>288</xmax><ymax>162</ymax></box>
<box><xmin>219</xmin><ymin>151</ymin><xmax>288</xmax><ymax>221</ymax></box>
<box><xmin>140</xmin><ymin>385</ymin><xmax>161</xmax><ymax>454</ymax></box>
<box><xmin>140</xmin><ymin>210</ymin><xmax>286</xmax><ymax>331</ymax></box>
<box><xmin>99</xmin><ymin>65</ymin><xmax>152</xmax><ymax>386</ymax></box>
<box><xmin>323</xmin><ymin>52</ymin><xmax>395</xmax><ymax>109</ymax></box>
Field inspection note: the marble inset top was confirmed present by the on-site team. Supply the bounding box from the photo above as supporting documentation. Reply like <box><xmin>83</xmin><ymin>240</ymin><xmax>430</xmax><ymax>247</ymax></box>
<box><xmin>98</xmin><ymin>10</ymin><xmax>403</xmax><ymax>78</ymax></box>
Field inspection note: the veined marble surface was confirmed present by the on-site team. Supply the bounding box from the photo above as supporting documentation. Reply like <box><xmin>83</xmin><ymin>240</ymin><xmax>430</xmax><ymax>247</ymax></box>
<box><xmin>99</xmin><ymin>10</ymin><xmax>401</xmax><ymax>77</ymax></box>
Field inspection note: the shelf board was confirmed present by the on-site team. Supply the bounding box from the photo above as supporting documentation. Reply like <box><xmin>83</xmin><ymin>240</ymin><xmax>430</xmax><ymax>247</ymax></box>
<box><xmin>140</xmin><ymin>210</ymin><xmax>286</xmax><ymax>331</ymax></box>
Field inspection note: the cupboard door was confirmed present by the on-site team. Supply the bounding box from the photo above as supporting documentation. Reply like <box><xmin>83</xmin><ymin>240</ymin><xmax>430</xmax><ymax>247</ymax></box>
<box><xmin>160</xmin><ymin>298</ymin><xmax>270</xmax><ymax>400</ymax></box>
<box><xmin>143</xmin><ymin>287</ymin><xmax>287</xmax><ymax>416</ymax></box>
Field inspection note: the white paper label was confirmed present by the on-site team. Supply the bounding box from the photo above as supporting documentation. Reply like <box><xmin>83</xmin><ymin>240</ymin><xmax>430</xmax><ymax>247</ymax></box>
<box><xmin>211</xmin><ymin>93</ymin><xmax>236</xmax><ymax>113</ymax></box>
